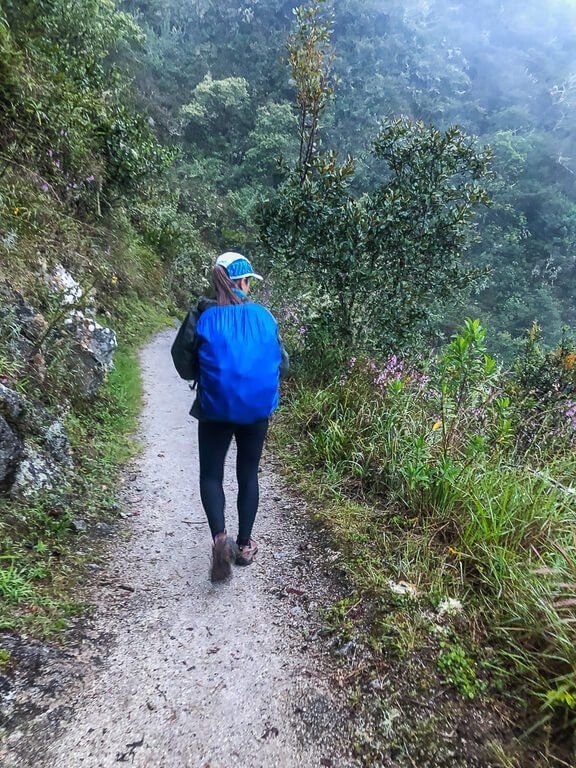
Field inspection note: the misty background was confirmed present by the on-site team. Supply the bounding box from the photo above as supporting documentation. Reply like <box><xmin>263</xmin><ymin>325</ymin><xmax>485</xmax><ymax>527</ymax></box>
<box><xmin>120</xmin><ymin>0</ymin><xmax>576</xmax><ymax>355</ymax></box>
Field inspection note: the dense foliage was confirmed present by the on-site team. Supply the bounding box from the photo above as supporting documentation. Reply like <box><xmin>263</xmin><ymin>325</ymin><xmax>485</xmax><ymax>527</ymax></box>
<box><xmin>261</xmin><ymin>120</ymin><xmax>492</xmax><ymax>355</ymax></box>
<box><xmin>277</xmin><ymin>318</ymin><xmax>576</xmax><ymax>753</ymax></box>
<box><xmin>119</xmin><ymin>0</ymin><xmax>576</xmax><ymax>352</ymax></box>
<box><xmin>1</xmin><ymin>0</ymin><xmax>575</xmax><ymax>761</ymax></box>
<box><xmin>0</xmin><ymin>0</ymin><xmax>177</xmax><ymax>637</ymax></box>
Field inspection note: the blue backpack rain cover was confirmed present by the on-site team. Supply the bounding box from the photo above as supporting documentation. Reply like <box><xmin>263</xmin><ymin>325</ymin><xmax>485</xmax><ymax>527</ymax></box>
<box><xmin>196</xmin><ymin>303</ymin><xmax>282</xmax><ymax>424</ymax></box>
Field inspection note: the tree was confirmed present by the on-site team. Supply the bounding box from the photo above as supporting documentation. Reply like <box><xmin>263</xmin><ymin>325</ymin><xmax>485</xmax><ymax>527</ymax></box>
<box><xmin>181</xmin><ymin>75</ymin><xmax>251</xmax><ymax>155</ymax></box>
<box><xmin>286</xmin><ymin>0</ymin><xmax>335</xmax><ymax>178</ymax></box>
<box><xmin>260</xmin><ymin>119</ymin><xmax>492</xmax><ymax>353</ymax></box>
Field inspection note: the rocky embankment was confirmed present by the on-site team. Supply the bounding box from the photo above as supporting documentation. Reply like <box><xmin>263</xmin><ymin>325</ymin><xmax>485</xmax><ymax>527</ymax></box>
<box><xmin>0</xmin><ymin>268</ymin><xmax>117</xmax><ymax>501</ymax></box>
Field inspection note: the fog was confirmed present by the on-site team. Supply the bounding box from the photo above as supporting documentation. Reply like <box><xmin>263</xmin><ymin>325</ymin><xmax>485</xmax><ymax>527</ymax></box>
<box><xmin>119</xmin><ymin>0</ymin><xmax>575</xmax><ymax>341</ymax></box>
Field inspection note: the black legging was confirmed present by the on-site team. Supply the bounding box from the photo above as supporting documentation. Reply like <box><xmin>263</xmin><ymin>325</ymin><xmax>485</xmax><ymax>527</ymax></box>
<box><xmin>198</xmin><ymin>419</ymin><xmax>269</xmax><ymax>545</ymax></box>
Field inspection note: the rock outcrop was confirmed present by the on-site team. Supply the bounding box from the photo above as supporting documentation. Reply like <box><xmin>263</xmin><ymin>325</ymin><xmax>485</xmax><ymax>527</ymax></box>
<box><xmin>0</xmin><ymin>414</ymin><xmax>23</xmax><ymax>488</ymax></box>
<box><xmin>63</xmin><ymin>310</ymin><xmax>117</xmax><ymax>398</ymax></box>
<box><xmin>0</xmin><ymin>268</ymin><xmax>117</xmax><ymax>500</ymax></box>
<box><xmin>0</xmin><ymin>382</ymin><xmax>72</xmax><ymax>500</ymax></box>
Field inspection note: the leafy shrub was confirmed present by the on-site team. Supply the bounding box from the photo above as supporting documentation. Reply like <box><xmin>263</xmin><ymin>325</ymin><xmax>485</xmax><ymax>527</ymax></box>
<box><xmin>260</xmin><ymin>120</ymin><xmax>492</xmax><ymax>354</ymax></box>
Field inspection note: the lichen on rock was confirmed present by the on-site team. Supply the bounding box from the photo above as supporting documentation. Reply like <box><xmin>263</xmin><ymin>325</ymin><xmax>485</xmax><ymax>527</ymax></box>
<box><xmin>9</xmin><ymin>443</ymin><xmax>63</xmax><ymax>501</ymax></box>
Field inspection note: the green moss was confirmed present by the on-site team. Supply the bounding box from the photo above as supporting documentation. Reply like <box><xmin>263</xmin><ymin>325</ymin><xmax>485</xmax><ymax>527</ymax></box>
<box><xmin>438</xmin><ymin>641</ymin><xmax>485</xmax><ymax>700</ymax></box>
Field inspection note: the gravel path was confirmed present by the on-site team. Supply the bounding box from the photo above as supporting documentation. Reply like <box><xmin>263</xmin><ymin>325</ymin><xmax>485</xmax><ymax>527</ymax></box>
<box><xmin>3</xmin><ymin>330</ymin><xmax>357</xmax><ymax>768</ymax></box>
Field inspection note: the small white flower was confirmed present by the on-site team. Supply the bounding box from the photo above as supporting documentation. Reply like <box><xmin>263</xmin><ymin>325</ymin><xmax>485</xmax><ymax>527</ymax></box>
<box><xmin>437</xmin><ymin>597</ymin><xmax>464</xmax><ymax>617</ymax></box>
<box><xmin>431</xmin><ymin>623</ymin><xmax>451</xmax><ymax>636</ymax></box>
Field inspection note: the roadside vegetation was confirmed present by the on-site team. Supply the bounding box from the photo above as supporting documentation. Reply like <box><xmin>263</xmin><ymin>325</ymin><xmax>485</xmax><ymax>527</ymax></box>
<box><xmin>0</xmin><ymin>0</ymin><xmax>175</xmax><ymax>639</ymax></box>
<box><xmin>0</xmin><ymin>298</ymin><xmax>171</xmax><ymax>638</ymax></box>
<box><xmin>1</xmin><ymin>0</ymin><xmax>575</xmax><ymax>763</ymax></box>
<box><xmin>264</xmin><ymin>3</ymin><xmax>576</xmax><ymax>763</ymax></box>
<box><xmin>274</xmin><ymin>319</ymin><xmax>576</xmax><ymax>757</ymax></box>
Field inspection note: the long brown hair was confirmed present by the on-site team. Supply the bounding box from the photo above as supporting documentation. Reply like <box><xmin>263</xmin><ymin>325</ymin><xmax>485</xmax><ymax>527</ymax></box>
<box><xmin>212</xmin><ymin>265</ymin><xmax>243</xmax><ymax>306</ymax></box>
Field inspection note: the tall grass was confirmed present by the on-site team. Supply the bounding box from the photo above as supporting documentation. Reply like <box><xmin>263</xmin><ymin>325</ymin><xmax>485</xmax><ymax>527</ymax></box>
<box><xmin>277</xmin><ymin>320</ymin><xmax>576</xmax><ymax>736</ymax></box>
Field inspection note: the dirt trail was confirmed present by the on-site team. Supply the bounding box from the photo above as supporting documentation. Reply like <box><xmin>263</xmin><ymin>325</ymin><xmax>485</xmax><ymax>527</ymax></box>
<box><xmin>3</xmin><ymin>330</ymin><xmax>357</xmax><ymax>768</ymax></box>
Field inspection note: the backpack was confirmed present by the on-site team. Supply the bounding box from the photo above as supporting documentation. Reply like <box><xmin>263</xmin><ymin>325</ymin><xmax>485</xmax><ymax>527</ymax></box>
<box><xmin>196</xmin><ymin>302</ymin><xmax>281</xmax><ymax>424</ymax></box>
<box><xmin>171</xmin><ymin>310</ymin><xmax>199</xmax><ymax>382</ymax></box>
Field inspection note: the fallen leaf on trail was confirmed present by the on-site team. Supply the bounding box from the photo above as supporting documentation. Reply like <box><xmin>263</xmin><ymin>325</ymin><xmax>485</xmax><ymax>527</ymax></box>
<box><xmin>320</xmin><ymin>758</ymin><xmax>334</xmax><ymax>767</ymax></box>
<box><xmin>261</xmin><ymin>726</ymin><xmax>279</xmax><ymax>740</ymax></box>
<box><xmin>286</xmin><ymin>586</ymin><xmax>305</xmax><ymax>596</ymax></box>
<box><xmin>207</xmin><ymin>646</ymin><xmax>220</xmax><ymax>654</ymax></box>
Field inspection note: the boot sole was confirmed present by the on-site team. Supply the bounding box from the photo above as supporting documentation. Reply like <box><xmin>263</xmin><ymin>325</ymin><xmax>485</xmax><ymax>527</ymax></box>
<box><xmin>210</xmin><ymin>538</ymin><xmax>237</xmax><ymax>583</ymax></box>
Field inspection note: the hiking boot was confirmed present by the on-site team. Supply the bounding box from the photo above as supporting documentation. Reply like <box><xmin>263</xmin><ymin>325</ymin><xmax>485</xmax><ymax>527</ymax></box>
<box><xmin>210</xmin><ymin>532</ymin><xmax>237</xmax><ymax>583</ymax></box>
<box><xmin>235</xmin><ymin>538</ymin><xmax>258</xmax><ymax>566</ymax></box>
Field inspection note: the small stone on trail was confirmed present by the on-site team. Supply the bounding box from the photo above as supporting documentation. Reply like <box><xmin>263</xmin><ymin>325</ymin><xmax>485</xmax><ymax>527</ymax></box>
<box><xmin>261</xmin><ymin>725</ymin><xmax>279</xmax><ymax>740</ymax></box>
<box><xmin>285</xmin><ymin>586</ymin><xmax>305</xmax><ymax>596</ymax></box>
<box><xmin>335</xmin><ymin>641</ymin><xmax>356</xmax><ymax>658</ymax></box>
<box><xmin>95</xmin><ymin>522</ymin><xmax>113</xmax><ymax>536</ymax></box>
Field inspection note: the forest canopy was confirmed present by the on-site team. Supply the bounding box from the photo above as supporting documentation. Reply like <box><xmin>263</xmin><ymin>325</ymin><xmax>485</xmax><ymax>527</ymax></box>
<box><xmin>112</xmin><ymin>0</ymin><xmax>576</xmax><ymax>356</ymax></box>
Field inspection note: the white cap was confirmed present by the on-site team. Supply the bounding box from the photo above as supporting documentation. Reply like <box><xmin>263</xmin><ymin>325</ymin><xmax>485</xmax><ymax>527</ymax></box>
<box><xmin>216</xmin><ymin>252</ymin><xmax>263</xmax><ymax>281</ymax></box>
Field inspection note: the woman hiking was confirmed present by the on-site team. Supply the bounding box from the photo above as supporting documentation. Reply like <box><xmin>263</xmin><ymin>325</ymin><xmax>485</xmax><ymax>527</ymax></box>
<box><xmin>171</xmin><ymin>252</ymin><xmax>288</xmax><ymax>582</ymax></box>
